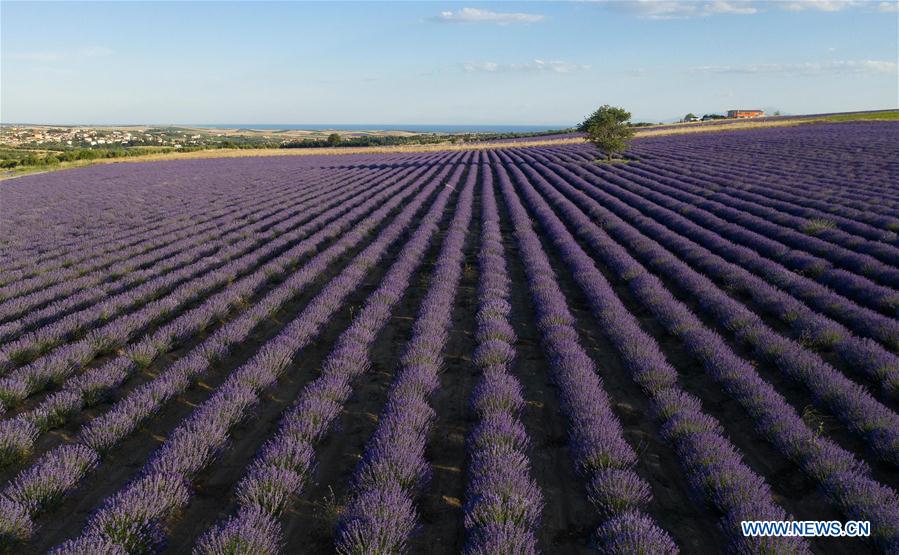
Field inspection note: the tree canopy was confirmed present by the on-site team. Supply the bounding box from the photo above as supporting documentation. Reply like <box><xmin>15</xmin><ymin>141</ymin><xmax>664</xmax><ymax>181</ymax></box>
<box><xmin>581</xmin><ymin>105</ymin><xmax>634</xmax><ymax>161</ymax></box>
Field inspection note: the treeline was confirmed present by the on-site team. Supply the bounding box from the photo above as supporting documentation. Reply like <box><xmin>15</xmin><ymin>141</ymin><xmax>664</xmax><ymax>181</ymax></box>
<box><xmin>451</xmin><ymin>128</ymin><xmax>574</xmax><ymax>142</ymax></box>
<box><xmin>0</xmin><ymin>147</ymin><xmax>182</xmax><ymax>169</ymax></box>
<box><xmin>0</xmin><ymin>142</ymin><xmax>283</xmax><ymax>169</ymax></box>
<box><xmin>280</xmin><ymin>128</ymin><xmax>575</xmax><ymax>149</ymax></box>
<box><xmin>280</xmin><ymin>134</ymin><xmax>446</xmax><ymax>149</ymax></box>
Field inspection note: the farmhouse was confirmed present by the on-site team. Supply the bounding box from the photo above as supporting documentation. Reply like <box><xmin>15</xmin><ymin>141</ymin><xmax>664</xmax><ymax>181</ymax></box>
<box><xmin>727</xmin><ymin>109</ymin><xmax>765</xmax><ymax>119</ymax></box>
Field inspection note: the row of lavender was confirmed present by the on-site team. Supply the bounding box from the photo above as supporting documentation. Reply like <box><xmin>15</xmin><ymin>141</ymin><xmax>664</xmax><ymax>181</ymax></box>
<box><xmin>0</xmin><ymin>161</ymin><xmax>312</xmax><ymax>278</ymax></box>
<box><xmin>43</xmin><ymin>157</ymin><xmax>463</xmax><ymax>552</ymax></box>
<box><xmin>0</xmin><ymin>122</ymin><xmax>895</xmax><ymax>553</ymax></box>
<box><xmin>461</xmin><ymin>163</ymin><xmax>541</xmax><ymax>552</ymax></box>
<box><xmin>628</xmin><ymin>122</ymin><xmax>899</xmax><ymax>230</ymax></box>
<box><xmin>0</xmin><ymin>155</ymin><xmax>457</xmax><ymax>546</ymax></box>
<box><xmin>333</xmin><ymin>157</ymin><xmax>476</xmax><ymax>553</ymax></box>
<box><xmin>0</xmin><ymin>167</ymin><xmax>380</xmax><ymax>366</ymax></box>
<box><xmin>200</xmin><ymin>152</ymin><xmax>672</xmax><ymax>554</ymax></box>
<box><xmin>534</xmin><ymin>133</ymin><xmax>899</xmax><ymax>353</ymax></box>
<box><xmin>3</xmin><ymin>152</ymin><xmax>661</xmax><ymax>553</ymax></box>
<box><xmin>194</xmin><ymin>155</ymin><xmax>473</xmax><ymax>554</ymax></box>
<box><xmin>175</xmin><ymin>125</ymin><xmax>897</xmax><ymax>554</ymax></box>
<box><xmin>526</xmin><ymin>149</ymin><xmax>899</xmax><ymax>403</ymax></box>
<box><xmin>0</xmin><ymin>167</ymin><xmax>408</xmax><ymax>416</ymax></box>
<box><xmin>0</xmin><ymin>168</ymin><xmax>348</xmax><ymax>330</ymax></box>
<box><xmin>545</xmin><ymin>155</ymin><xmax>899</xmax><ymax>317</ymax></box>
<box><xmin>498</xmin><ymin>148</ymin><xmax>898</xmax><ymax>551</ymax></box>
<box><xmin>0</xmin><ymin>172</ymin><xmax>306</xmax><ymax>303</ymax></box>
<box><xmin>493</xmin><ymin>156</ymin><xmax>681</xmax><ymax>553</ymax></box>
<box><xmin>0</xmin><ymin>163</ymin><xmax>427</xmax><ymax>467</ymax></box>
<box><xmin>0</xmin><ymin>156</ymin><xmax>428</xmax><ymax>289</ymax></box>
<box><xmin>634</xmin><ymin>122</ymin><xmax>899</xmax><ymax>208</ymax></box>
<box><xmin>0</xmin><ymin>155</ymin><xmax>429</xmax><ymax>271</ymax></box>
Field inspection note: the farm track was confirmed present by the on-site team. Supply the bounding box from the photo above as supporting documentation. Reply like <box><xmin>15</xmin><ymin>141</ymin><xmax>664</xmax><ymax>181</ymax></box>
<box><xmin>408</xmin><ymin>171</ymin><xmax>481</xmax><ymax>555</ymax></box>
<box><xmin>0</xmin><ymin>122</ymin><xmax>896</xmax><ymax>554</ymax></box>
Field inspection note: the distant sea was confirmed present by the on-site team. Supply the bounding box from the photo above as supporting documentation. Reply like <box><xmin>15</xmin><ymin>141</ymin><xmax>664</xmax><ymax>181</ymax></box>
<box><xmin>192</xmin><ymin>124</ymin><xmax>568</xmax><ymax>133</ymax></box>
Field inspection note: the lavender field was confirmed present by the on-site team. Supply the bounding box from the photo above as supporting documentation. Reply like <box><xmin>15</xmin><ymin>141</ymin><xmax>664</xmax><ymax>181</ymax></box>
<box><xmin>0</xmin><ymin>121</ymin><xmax>897</xmax><ymax>555</ymax></box>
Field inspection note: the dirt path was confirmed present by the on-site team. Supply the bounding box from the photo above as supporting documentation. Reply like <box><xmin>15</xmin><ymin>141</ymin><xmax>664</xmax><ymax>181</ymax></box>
<box><xmin>409</xmin><ymin>171</ymin><xmax>482</xmax><ymax>554</ymax></box>
<box><xmin>279</xmin><ymin>172</ymin><xmax>464</xmax><ymax>552</ymax></box>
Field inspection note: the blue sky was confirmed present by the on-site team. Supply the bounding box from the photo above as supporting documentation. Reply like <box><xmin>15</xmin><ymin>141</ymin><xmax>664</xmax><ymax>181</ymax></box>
<box><xmin>2</xmin><ymin>1</ymin><xmax>897</xmax><ymax>125</ymax></box>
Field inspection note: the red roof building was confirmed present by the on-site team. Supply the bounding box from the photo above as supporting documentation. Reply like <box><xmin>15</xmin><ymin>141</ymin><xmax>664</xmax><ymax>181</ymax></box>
<box><xmin>727</xmin><ymin>109</ymin><xmax>765</xmax><ymax>119</ymax></box>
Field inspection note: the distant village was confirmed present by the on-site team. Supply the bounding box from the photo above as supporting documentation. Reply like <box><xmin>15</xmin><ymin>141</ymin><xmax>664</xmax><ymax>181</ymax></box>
<box><xmin>0</xmin><ymin>126</ymin><xmax>233</xmax><ymax>149</ymax></box>
<box><xmin>0</xmin><ymin>125</ymin><xmax>289</xmax><ymax>170</ymax></box>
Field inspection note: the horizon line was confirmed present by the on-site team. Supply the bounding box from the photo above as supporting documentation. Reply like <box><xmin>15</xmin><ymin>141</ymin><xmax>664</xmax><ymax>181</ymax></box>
<box><xmin>3</xmin><ymin>108</ymin><xmax>897</xmax><ymax>129</ymax></box>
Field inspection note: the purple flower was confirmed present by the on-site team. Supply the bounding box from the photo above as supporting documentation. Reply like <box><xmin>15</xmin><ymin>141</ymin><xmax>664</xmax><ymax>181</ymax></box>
<box><xmin>465</xmin><ymin>523</ymin><xmax>538</xmax><ymax>555</ymax></box>
<box><xmin>595</xmin><ymin>510</ymin><xmax>678</xmax><ymax>555</ymax></box>
<box><xmin>335</xmin><ymin>484</ymin><xmax>417</xmax><ymax>555</ymax></box>
<box><xmin>587</xmin><ymin>469</ymin><xmax>653</xmax><ymax>517</ymax></box>
<box><xmin>0</xmin><ymin>496</ymin><xmax>33</xmax><ymax>547</ymax></box>
<box><xmin>194</xmin><ymin>506</ymin><xmax>283</xmax><ymax>555</ymax></box>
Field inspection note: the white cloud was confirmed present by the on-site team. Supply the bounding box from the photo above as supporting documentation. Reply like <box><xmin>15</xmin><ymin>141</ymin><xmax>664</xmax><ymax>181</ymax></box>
<box><xmin>768</xmin><ymin>0</ymin><xmax>898</xmax><ymax>12</ymax></box>
<box><xmin>463</xmin><ymin>61</ymin><xmax>501</xmax><ymax>72</ymax></box>
<box><xmin>433</xmin><ymin>7</ymin><xmax>544</xmax><ymax>24</ymax></box>
<box><xmin>5</xmin><ymin>46</ymin><xmax>114</xmax><ymax>62</ymax></box>
<box><xmin>707</xmin><ymin>1</ymin><xmax>761</xmax><ymax>14</ymax></box>
<box><xmin>774</xmin><ymin>0</ymin><xmax>898</xmax><ymax>12</ymax></box>
<box><xmin>779</xmin><ymin>0</ymin><xmax>856</xmax><ymax>11</ymax></box>
<box><xmin>462</xmin><ymin>59</ymin><xmax>589</xmax><ymax>73</ymax></box>
<box><xmin>591</xmin><ymin>0</ymin><xmax>898</xmax><ymax>18</ymax></box>
<box><xmin>599</xmin><ymin>0</ymin><xmax>757</xmax><ymax>19</ymax></box>
<box><xmin>691</xmin><ymin>59</ymin><xmax>898</xmax><ymax>75</ymax></box>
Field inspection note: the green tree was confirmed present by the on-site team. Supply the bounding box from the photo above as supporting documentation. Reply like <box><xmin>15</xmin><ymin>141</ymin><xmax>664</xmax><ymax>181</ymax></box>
<box><xmin>581</xmin><ymin>105</ymin><xmax>634</xmax><ymax>162</ymax></box>
<box><xmin>327</xmin><ymin>133</ymin><xmax>342</xmax><ymax>146</ymax></box>
<box><xmin>684</xmin><ymin>113</ymin><xmax>697</xmax><ymax>121</ymax></box>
